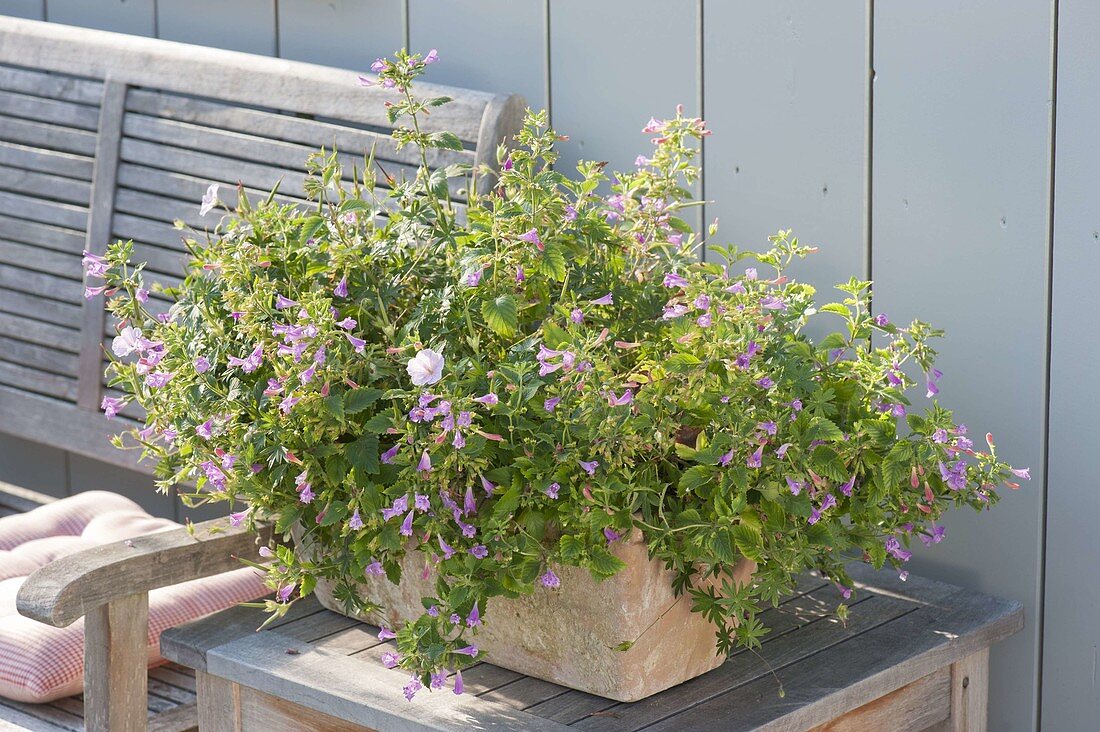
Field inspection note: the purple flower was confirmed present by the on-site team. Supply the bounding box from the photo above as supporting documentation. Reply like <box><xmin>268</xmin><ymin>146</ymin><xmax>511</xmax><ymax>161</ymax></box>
<box><xmin>348</xmin><ymin>510</ymin><xmax>364</xmax><ymax>530</ymax></box>
<box><xmin>112</xmin><ymin>326</ymin><xmax>151</xmax><ymax>357</ymax></box>
<box><xmin>84</xmin><ymin>285</ymin><xmax>106</xmax><ymax>300</ymax></box>
<box><xmin>884</xmin><ymin>536</ymin><xmax>912</xmax><ymax>562</ymax></box>
<box><xmin>382</xmin><ymin>495</ymin><xmax>409</xmax><ymax>520</ymax></box>
<box><xmin>591</xmin><ymin>292</ymin><xmax>614</xmax><ymax>306</ymax></box>
<box><xmin>135</xmin><ymin>288</ymin><xmax>149</xmax><ymax>303</ymax></box>
<box><xmin>603</xmin><ymin>527</ymin><xmax>622</xmax><ymax>544</ymax></box>
<box><xmin>518</xmin><ymin>228</ymin><xmax>544</xmax><ymax>250</ymax></box>
<box><xmin>464</xmin><ymin>484</ymin><xmax>477</xmax><ymax>515</ymax></box>
<box><xmin>480</xmin><ymin>475</ymin><xmax>495</xmax><ymax>495</ymax></box>
<box><xmin>696</xmin><ymin>313</ymin><xmax>712</xmax><ymax>327</ymax></box>
<box><xmin>365</xmin><ymin>560</ymin><xmax>384</xmax><ymax>575</ymax></box>
<box><xmin>932</xmin><ymin>428</ymin><xmax>950</xmax><ymax>443</ymax></box>
<box><xmin>380</xmin><ymin>443</ymin><xmax>401</xmax><ymax>465</ymax></box>
<box><xmin>407</xmin><ymin>348</ymin><xmax>444</xmax><ymax>385</ymax></box>
<box><xmin>378</xmin><ymin>626</ymin><xmax>397</xmax><ymax>641</ymax></box>
<box><xmin>275</xmin><ymin>294</ymin><xmax>298</xmax><ymax>310</ymax></box>
<box><xmin>790</xmin><ymin>399</ymin><xmax>803</xmax><ymax>412</ymax></box>
<box><xmin>415</xmin><ymin>493</ymin><xmax>431</xmax><ymax>512</ymax></box>
<box><xmin>400</xmin><ymin>510</ymin><xmax>415</xmax><ymax>536</ymax></box>
<box><xmin>564</xmin><ymin>205</ymin><xmax>577</xmax><ymax>221</ymax></box>
<box><xmin>381</xmin><ymin>651</ymin><xmax>400</xmax><ymax>669</ymax></box>
<box><xmin>82</xmin><ymin>250</ymin><xmax>109</xmax><ymax>278</ymax></box>
<box><xmin>470</xmin><ymin>544</ymin><xmax>488</xmax><ymax>559</ymax></box>
<box><xmin>747</xmin><ymin>445</ymin><xmax>764</xmax><ymax>469</ymax></box>
<box><xmin>786</xmin><ymin>476</ymin><xmax>802</xmax><ymax>495</ymax></box>
<box><xmin>776</xmin><ymin>442</ymin><xmax>793</xmax><ymax>458</ymax></box>
<box><xmin>279</xmin><ymin>394</ymin><xmax>300</xmax><ymax>413</ymax></box>
<box><xmin>474</xmin><ymin>392</ymin><xmax>498</xmax><ymax>406</ymax></box>
<box><xmin>543</xmin><ymin>396</ymin><xmax>562</xmax><ymax>412</ymax></box>
<box><xmin>194</xmin><ymin>356</ymin><xmax>211</xmax><ymax>373</ymax></box>
<box><xmin>298</xmin><ymin>483</ymin><xmax>315</xmax><ymax>503</ymax></box>
<box><xmin>430</xmin><ymin>670</ymin><xmax>447</xmax><ymax>690</ymax></box>
<box><xmin>516</xmin><ymin>265</ymin><xmax>526</xmax><ymax>282</ymax></box>
<box><xmin>438</xmin><ymin>536</ymin><xmax>455</xmax><ymax>560</ymax></box>
<box><xmin>463</xmin><ymin>267</ymin><xmax>485</xmax><ymax>287</ymax></box>
<box><xmin>276</xmin><ymin>583</ymin><xmax>295</xmax><ymax>603</ymax></box>
<box><xmin>663</xmin><ymin>272</ymin><xmax>689</xmax><ymax>288</ymax></box>
<box><xmin>346</xmin><ymin>333</ymin><xmax>367</xmax><ymax>353</ymax></box>
<box><xmin>745</xmin><ymin>267</ymin><xmax>758</xmax><ymax>280</ymax></box>
<box><xmin>228</xmin><ymin>511</ymin><xmax>246</xmax><ymax>527</ymax></box>
<box><xmin>874</xmin><ymin>313</ymin><xmax>889</xmax><ymax>326</ymax></box>
<box><xmin>333</xmin><ymin>275</ymin><xmax>348</xmax><ymax>298</ymax></box>
<box><xmin>839</xmin><ymin>475</ymin><xmax>856</xmax><ymax>497</ymax></box>
<box><xmin>200</xmin><ymin>183</ymin><xmax>219</xmax><ymax>216</ymax></box>
<box><xmin>423</xmin><ymin>48</ymin><xmax>438</xmax><ymax>64</ymax></box>
<box><xmin>579</xmin><ymin>459</ymin><xmax>599</xmax><ymax>476</ymax></box>
<box><xmin>540</xmin><ymin>570</ymin><xmax>561</xmax><ymax>588</ymax></box>
<box><xmin>1010</xmin><ymin>467</ymin><xmax>1031</xmax><ymax>480</ymax></box>
<box><xmin>663</xmin><ymin>303</ymin><xmax>689</xmax><ymax>320</ymax></box>
<box><xmin>196</xmin><ymin>419</ymin><xmax>213</xmax><ymax>439</ymax></box>
<box><xmin>417</xmin><ymin>451</ymin><xmax>432</xmax><ymax>473</ymax></box>
<box><xmin>760</xmin><ymin>295</ymin><xmax>786</xmax><ymax>311</ymax></box>
<box><xmin>454</xmin><ymin>670</ymin><xmax>464</xmax><ymax>695</ymax></box>
<box><xmin>258</xmin><ymin>546</ymin><xmax>274</xmax><ymax>559</ymax></box>
<box><xmin>454</xmin><ymin>645</ymin><xmax>478</xmax><ymax>657</ymax></box>
<box><xmin>756</xmin><ymin>377</ymin><xmax>775</xmax><ymax>389</ymax></box>
<box><xmin>452</xmin><ymin>431</ymin><xmax>466</xmax><ymax>449</ymax></box>
<box><xmin>938</xmin><ymin>460</ymin><xmax>968</xmax><ymax>491</ymax></box>
<box><xmin>467</xmin><ymin>603</ymin><xmax>480</xmax><ymax>627</ymax></box>
<box><xmin>545</xmin><ymin>482</ymin><xmax>560</xmax><ymax>499</ymax></box>
<box><xmin>757</xmin><ymin>421</ymin><xmax>777</xmax><ymax>436</ymax></box>
<box><xmin>228</xmin><ymin>344</ymin><xmax>264</xmax><ymax>373</ymax></box>
<box><xmin>403</xmin><ymin>676</ymin><xmax>422</xmax><ymax>702</ymax></box>
<box><xmin>921</xmin><ymin>524</ymin><xmax>946</xmax><ymax>547</ymax></box>
<box><xmin>101</xmin><ymin>396</ymin><xmax>124</xmax><ymax>419</ymax></box>
<box><xmin>718</xmin><ymin>448</ymin><xmax>735</xmax><ymax>467</ymax></box>
<box><xmin>607</xmin><ymin>389</ymin><xmax>633</xmax><ymax>406</ymax></box>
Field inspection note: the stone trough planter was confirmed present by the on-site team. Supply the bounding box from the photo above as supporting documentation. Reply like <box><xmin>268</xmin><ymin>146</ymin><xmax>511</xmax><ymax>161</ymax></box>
<box><xmin>297</xmin><ymin>527</ymin><xmax>754</xmax><ymax>702</ymax></box>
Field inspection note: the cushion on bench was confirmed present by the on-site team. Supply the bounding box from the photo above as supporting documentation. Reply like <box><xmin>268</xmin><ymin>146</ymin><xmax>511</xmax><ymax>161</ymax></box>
<box><xmin>0</xmin><ymin>491</ymin><xmax>268</xmax><ymax>703</ymax></box>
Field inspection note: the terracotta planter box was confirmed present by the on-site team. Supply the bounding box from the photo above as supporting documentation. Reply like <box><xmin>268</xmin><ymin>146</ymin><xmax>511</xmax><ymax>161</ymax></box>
<box><xmin>299</xmin><ymin>528</ymin><xmax>754</xmax><ymax>702</ymax></box>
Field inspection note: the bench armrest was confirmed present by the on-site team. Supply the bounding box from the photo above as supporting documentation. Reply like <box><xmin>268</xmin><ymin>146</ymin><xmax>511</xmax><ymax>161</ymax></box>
<box><xmin>16</xmin><ymin>517</ymin><xmax>273</xmax><ymax>627</ymax></box>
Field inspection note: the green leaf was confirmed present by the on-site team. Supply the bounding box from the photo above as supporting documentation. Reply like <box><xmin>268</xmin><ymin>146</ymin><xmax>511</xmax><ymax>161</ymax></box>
<box><xmin>538</xmin><ymin>245</ymin><xmax>567</xmax><ymax>280</ymax></box>
<box><xmin>298</xmin><ymin>215</ymin><xmax>325</xmax><ymax>247</ymax></box>
<box><xmin>588</xmin><ymin>546</ymin><xmax>627</xmax><ymax>578</ymax></box>
<box><xmin>559</xmin><ymin>534</ymin><xmax>584</xmax><ymax>562</ymax></box>
<box><xmin>679</xmin><ymin>465</ymin><xmax>716</xmax><ymax>493</ymax></box>
<box><xmin>732</xmin><ymin>523</ymin><xmax>763</xmax><ymax>562</ymax></box>
<box><xmin>482</xmin><ymin>294</ymin><xmax>518</xmax><ymax>337</ymax></box>
<box><xmin>324</xmin><ymin>394</ymin><xmax>345</xmax><ymax>422</ymax></box>
<box><xmin>711</xmin><ymin>527</ymin><xmax>738</xmax><ymax>564</ymax></box>
<box><xmin>811</xmin><ymin>417</ymin><xmax>845</xmax><ymax>442</ymax></box>
<box><xmin>492</xmin><ymin>484</ymin><xmax>521</xmax><ymax>521</ymax></box>
<box><xmin>427</xmin><ymin>131</ymin><xmax>464</xmax><ymax>151</ymax></box>
<box><xmin>345</xmin><ymin>388</ymin><xmax>383</xmax><ymax>414</ymax></box>
<box><xmin>361</xmin><ymin>413</ymin><xmax>392</xmax><ymax>433</ymax></box>
<box><xmin>665</xmin><ymin>353</ymin><xmax>702</xmax><ymax>372</ymax></box>
<box><xmin>427</xmin><ymin>96</ymin><xmax>453</xmax><ymax>107</ymax></box>
<box><xmin>811</xmin><ymin>446</ymin><xmax>848</xmax><ymax>482</ymax></box>
<box><xmin>819</xmin><ymin>303</ymin><xmax>850</xmax><ymax>317</ymax></box>
<box><xmin>346</xmin><ymin>434</ymin><xmax>380</xmax><ymax>475</ymax></box>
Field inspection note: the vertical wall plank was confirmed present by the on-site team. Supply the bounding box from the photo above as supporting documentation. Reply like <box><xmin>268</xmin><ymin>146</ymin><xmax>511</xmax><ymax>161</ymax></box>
<box><xmin>409</xmin><ymin>0</ymin><xmax>546</xmax><ymax>111</ymax></box>
<box><xmin>158</xmin><ymin>0</ymin><xmax>277</xmax><ymax>56</ymax></box>
<box><xmin>1043</xmin><ymin>2</ymin><xmax>1100</xmax><ymax>729</ymax></box>
<box><xmin>872</xmin><ymin>3</ymin><xmax>1052</xmax><ymax>730</ymax></box>
<box><xmin>46</xmin><ymin>0</ymin><xmax>155</xmax><ymax>36</ymax></box>
<box><xmin>0</xmin><ymin>0</ymin><xmax>43</xmax><ymax>19</ymax></box>
<box><xmin>549</xmin><ymin>0</ymin><xmax>699</xmax><ymax>177</ymax></box>
<box><xmin>276</xmin><ymin>0</ymin><xmax>405</xmax><ymax>70</ymax></box>
<box><xmin>702</xmin><ymin>2</ymin><xmax>867</xmax><ymax>291</ymax></box>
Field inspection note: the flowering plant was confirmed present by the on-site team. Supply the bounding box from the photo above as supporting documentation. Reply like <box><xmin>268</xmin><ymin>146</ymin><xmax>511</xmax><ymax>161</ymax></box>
<box><xmin>86</xmin><ymin>49</ymin><xmax>1028</xmax><ymax>699</ymax></box>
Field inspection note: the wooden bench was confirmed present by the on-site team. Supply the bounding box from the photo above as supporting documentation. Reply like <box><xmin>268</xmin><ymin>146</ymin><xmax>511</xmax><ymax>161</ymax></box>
<box><xmin>161</xmin><ymin>562</ymin><xmax>1021</xmax><ymax>732</ymax></box>
<box><xmin>0</xmin><ymin>16</ymin><xmax>522</xmax><ymax>731</ymax></box>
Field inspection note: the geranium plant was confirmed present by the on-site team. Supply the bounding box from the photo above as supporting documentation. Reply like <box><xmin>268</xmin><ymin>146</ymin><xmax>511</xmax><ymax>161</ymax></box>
<box><xmin>85</xmin><ymin>49</ymin><xmax>1028</xmax><ymax>699</ymax></box>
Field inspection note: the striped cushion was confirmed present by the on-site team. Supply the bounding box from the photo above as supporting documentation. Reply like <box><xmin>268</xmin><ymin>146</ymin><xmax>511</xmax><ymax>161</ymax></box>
<box><xmin>0</xmin><ymin>491</ymin><xmax>268</xmax><ymax>703</ymax></box>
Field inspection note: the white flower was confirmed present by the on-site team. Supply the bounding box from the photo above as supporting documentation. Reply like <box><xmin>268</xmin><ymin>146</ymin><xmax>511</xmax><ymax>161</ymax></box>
<box><xmin>111</xmin><ymin>326</ymin><xmax>145</xmax><ymax>357</ymax></box>
<box><xmin>407</xmin><ymin>348</ymin><xmax>444</xmax><ymax>386</ymax></box>
<box><xmin>200</xmin><ymin>183</ymin><xmax>219</xmax><ymax>216</ymax></box>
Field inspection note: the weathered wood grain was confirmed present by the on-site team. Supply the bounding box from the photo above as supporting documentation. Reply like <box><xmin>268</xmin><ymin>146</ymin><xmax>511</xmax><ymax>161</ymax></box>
<box><xmin>83</xmin><ymin>592</ymin><xmax>148</xmax><ymax>732</ymax></box>
<box><xmin>0</xmin><ymin>164</ymin><xmax>91</xmax><ymax>205</ymax></box>
<box><xmin>0</xmin><ymin>64</ymin><xmax>104</xmax><ymax>105</ymax></box>
<box><xmin>808</xmin><ymin>666</ymin><xmax>951</xmax><ymax>731</ymax></box>
<box><xmin>0</xmin><ymin>89</ymin><xmax>100</xmax><ymax>131</ymax></box>
<box><xmin>0</xmin><ymin>141</ymin><xmax>93</xmax><ymax>180</ymax></box>
<box><xmin>0</xmin><ymin>114</ymin><xmax>97</xmax><ymax>156</ymax></box>
<box><xmin>949</xmin><ymin>649</ymin><xmax>989</xmax><ymax>732</ymax></box>
<box><xmin>16</xmin><ymin>517</ymin><xmax>273</xmax><ymax>627</ymax></box>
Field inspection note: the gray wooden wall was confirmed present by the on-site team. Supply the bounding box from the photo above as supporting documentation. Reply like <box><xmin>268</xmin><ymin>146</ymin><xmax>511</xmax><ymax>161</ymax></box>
<box><xmin>0</xmin><ymin>2</ymin><xmax>1092</xmax><ymax>729</ymax></box>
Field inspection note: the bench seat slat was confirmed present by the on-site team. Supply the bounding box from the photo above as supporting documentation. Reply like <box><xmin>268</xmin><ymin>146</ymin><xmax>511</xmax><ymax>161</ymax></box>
<box><xmin>0</xmin><ymin>114</ymin><xmax>97</xmax><ymax>157</ymax></box>
<box><xmin>0</xmin><ymin>64</ymin><xmax>104</xmax><ymax>105</ymax></box>
<box><xmin>0</xmin><ymin>89</ymin><xmax>101</xmax><ymax>131</ymax></box>
<box><xmin>0</xmin><ymin>164</ymin><xmax>92</xmax><ymax>206</ymax></box>
<box><xmin>0</xmin><ymin>141</ymin><xmax>94</xmax><ymax>180</ymax></box>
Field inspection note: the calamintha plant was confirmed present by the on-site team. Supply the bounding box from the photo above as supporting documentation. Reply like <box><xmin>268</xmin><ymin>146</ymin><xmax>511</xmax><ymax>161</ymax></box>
<box><xmin>84</xmin><ymin>49</ymin><xmax>1029</xmax><ymax>699</ymax></box>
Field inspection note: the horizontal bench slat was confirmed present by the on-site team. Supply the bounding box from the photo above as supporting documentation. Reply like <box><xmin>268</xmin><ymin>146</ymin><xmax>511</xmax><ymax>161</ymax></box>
<box><xmin>0</xmin><ymin>140</ymin><xmax>94</xmax><ymax>180</ymax></box>
<box><xmin>0</xmin><ymin>311</ymin><xmax>78</xmax><ymax>353</ymax></box>
<box><xmin>0</xmin><ymin>63</ymin><xmax>104</xmax><ymax>105</ymax></box>
<box><xmin>0</xmin><ymin>287</ymin><xmax>81</xmax><ymax>327</ymax></box>
<box><xmin>0</xmin><ymin>190</ymin><xmax>88</xmax><ymax>230</ymax></box>
<box><xmin>0</xmin><ymin>88</ymin><xmax>100</xmax><ymax>131</ymax></box>
<box><xmin>112</xmin><ymin>213</ymin><xmax>188</xmax><ymax>252</ymax></box>
<box><xmin>0</xmin><ymin>238</ymin><xmax>82</xmax><ymax>279</ymax></box>
<box><xmin>0</xmin><ymin>113</ymin><xmax>97</xmax><ymax>156</ymax></box>
<box><xmin>126</xmin><ymin>88</ymin><xmax>473</xmax><ymax>170</ymax></box>
<box><xmin>0</xmin><ymin>263</ymin><xmax>82</xmax><ymax>304</ymax></box>
<box><xmin>0</xmin><ymin>215</ymin><xmax>86</xmax><ymax>252</ymax></box>
<box><xmin>0</xmin><ymin>163</ymin><xmax>92</xmax><ymax>206</ymax></box>
<box><xmin>117</xmin><ymin>163</ymin><xmax>315</xmax><ymax>215</ymax></box>
<box><xmin>0</xmin><ymin>359</ymin><xmax>77</xmax><ymax>401</ymax></box>
<box><xmin>0</xmin><ymin>334</ymin><xmax>79</xmax><ymax>376</ymax></box>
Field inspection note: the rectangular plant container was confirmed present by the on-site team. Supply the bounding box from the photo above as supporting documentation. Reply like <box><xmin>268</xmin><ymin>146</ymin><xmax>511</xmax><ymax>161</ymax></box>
<box><xmin>301</xmin><ymin>528</ymin><xmax>754</xmax><ymax>702</ymax></box>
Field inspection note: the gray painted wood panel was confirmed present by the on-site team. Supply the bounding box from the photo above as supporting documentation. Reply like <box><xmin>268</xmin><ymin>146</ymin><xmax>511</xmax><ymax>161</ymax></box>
<box><xmin>45</xmin><ymin>0</ymin><xmax>154</xmax><ymax>36</ymax></box>
<box><xmin>549</xmin><ymin>0</ymin><xmax>699</xmax><ymax>177</ymax></box>
<box><xmin>871</xmin><ymin>3</ymin><xmax>1052</xmax><ymax>730</ymax></box>
<box><xmin>410</xmin><ymin>0</ymin><xmax>546</xmax><ymax>112</ymax></box>
<box><xmin>0</xmin><ymin>0</ymin><xmax>41</xmax><ymax>19</ymax></box>
<box><xmin>1042</xmin><ymin>1</ymin><xmax>1100</xmax><ymax>728</ymax></box>
<box><xmin>275</xmin><ymin>0</ymin><xmax>405</xmax><ymax>70</ymax></box>
<box><xmin>158</xmin><ymin>0</ymin><xmax>277</xmax><ymax>56</ymax></box>
<box><xmin>702</xmin><ymin>1</ymin><xmax>868</xmax><ymax>296</ymax></box>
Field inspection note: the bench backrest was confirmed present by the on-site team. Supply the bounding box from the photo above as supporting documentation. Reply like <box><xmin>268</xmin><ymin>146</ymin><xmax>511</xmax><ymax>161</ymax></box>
<box><xmin>0</xmin><ymin>17</ymin><xmax>524</xmax><ymax>473</ymax></box>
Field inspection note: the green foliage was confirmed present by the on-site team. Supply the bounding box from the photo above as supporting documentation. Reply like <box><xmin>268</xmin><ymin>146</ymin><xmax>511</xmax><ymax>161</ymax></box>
<box><xmin>85</xmin><ymin>47</ymin><xmax>1025</xmax><ymax>695</ymax></box>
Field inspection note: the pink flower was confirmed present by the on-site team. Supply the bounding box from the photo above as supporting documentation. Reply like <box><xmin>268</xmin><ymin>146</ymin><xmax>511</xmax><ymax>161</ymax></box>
<box><xmin>417</xmin><ymin>451</ymin><xmax>432</xmax><ymax>473</ymax></box>
<box><xmin>199</xmin><ymin>183</ymin><xmax>219</xmax><ymax>216</ymax></box>
<box><xmin>590</xmin><ymin>292</ymin><xmax>614</xmax><ymax>306</ymax></box>
<box><xmin>101</xmin><ymin>396</ymin><xmax>125</xmax><ymax>419</ymax></box>
<box><xmin>407</xmin><ymin>348</ymin><xmax>444</xmax><ymax>386</ymax></box>
<box><xmin>540</xmin><ymin>569</ymin><xmax>560</xmax><ymax>588</ymax></box>
<box><xmin>518</xmin><ymin>228</ymin><xmax>544</xmax><ymax>251</ymax></box>
<box><xmin>579</xmin><ymin>459</ymin><xmax>599</xmax><ymax>476</ymax></box>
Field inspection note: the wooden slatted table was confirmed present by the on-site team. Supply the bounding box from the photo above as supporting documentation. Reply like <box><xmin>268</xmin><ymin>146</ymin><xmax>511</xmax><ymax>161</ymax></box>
<box><xmin>162</xmin><ymin>562</ymin><xmax>1021</xmax><ymax>731</ymax></box>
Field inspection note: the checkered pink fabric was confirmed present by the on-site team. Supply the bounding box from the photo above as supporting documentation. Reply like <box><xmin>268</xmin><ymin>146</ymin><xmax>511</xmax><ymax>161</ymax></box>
<box><xmin>0</xmin><ymin>491</ymin><xmax>268</xmax><ymax>703</ymax></box>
